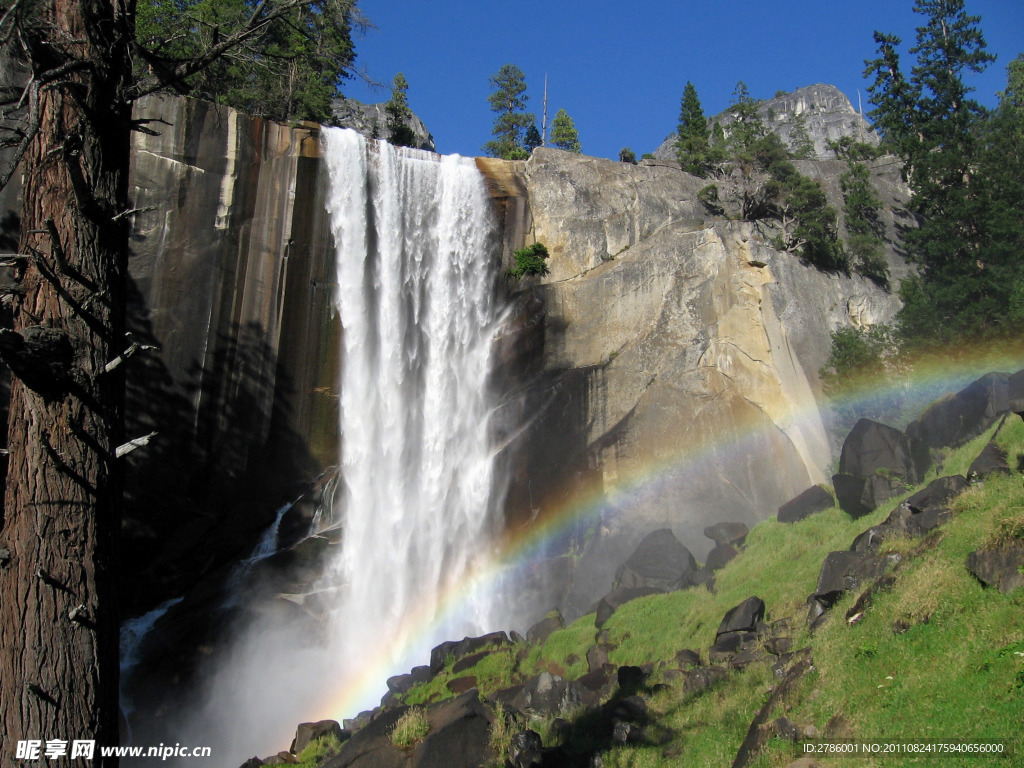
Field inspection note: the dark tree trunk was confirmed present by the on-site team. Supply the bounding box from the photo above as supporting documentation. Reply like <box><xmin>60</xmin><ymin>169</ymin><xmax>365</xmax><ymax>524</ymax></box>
<box><xmin>0</xmin><ymin>0</ymin><xmax>131</xmax><ymax>761</ymax></box>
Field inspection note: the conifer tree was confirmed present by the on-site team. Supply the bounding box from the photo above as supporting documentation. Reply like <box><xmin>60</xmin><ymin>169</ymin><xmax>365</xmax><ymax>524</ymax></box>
<box><xmin>676</xmin><ymin>81</ymin><xmax>709</xmax><ymax>175</ymax></box>
<box><xmin>524</xmin><ymin>124</ymin><xmax>542</xmax><ymax>152</ymax></box>
<box><xmin>866</xmin><ymin>0</ymin><xmax>1018</xmax><ymax>347</ymax></box>
<box><xmin>385</xmin><ymin>72</ymin><xmax>417</xmax><ymax>147</ymax></box>
<box><xmin>550</xmin><ymin>108</ymin><xmax>581</xmax><ymax>152</ymax></box>
<box><xmin>484</xmin><ymin>64</ymin><xmax>534</xmax><ymax>160</ymax></box>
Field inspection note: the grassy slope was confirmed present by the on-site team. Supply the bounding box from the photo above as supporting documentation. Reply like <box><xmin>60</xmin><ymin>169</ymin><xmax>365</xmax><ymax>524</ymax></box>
<box><xmin>400</xmin><ymin>419</ymin><xmax>1024</xmax><ymax>767</ymax></box>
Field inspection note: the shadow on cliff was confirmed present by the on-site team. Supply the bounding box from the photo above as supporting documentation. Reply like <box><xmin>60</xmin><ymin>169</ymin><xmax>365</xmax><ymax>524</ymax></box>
<box><xmin>121</xmin><ymin>277</ymin><xmax>318</xmax><ymax>619</ymax></box>
<box><xmin>493</xmin><ymin>289</ymin><xmax>628</xmax><ymax>623</ymax></box>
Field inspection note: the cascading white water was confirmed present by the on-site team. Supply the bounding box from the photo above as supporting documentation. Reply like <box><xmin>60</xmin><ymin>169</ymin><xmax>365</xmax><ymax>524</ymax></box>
<box><xmin>143</xmin><ymin>132</ymin><xmax>510</xmax><ymax>766</ymax></box>
<box><xmin>322</xmin><ymin>128</ymin><xmax>507</xmax><ymax>697</ymax></box>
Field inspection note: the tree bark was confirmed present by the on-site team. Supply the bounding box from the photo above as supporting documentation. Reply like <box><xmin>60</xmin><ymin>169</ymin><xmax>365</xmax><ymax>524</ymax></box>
<box><xmin>0</xmin><ymin>0</ymin><xmax>131</xmax><ymax>760</ymax></box>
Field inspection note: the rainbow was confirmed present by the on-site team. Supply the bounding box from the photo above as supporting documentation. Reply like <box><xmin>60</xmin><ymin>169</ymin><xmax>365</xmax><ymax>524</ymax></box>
<box><xmin>309</xmin><ymin>339</ymin><xmax>1024</xmax><ymax>723</ymax></box>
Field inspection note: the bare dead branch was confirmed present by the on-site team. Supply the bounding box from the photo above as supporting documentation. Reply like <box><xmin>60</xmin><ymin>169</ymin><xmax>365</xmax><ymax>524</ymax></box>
<box><xmin>103</xmin><ymin>339</ymin><xmax>159</xmax><ymax>373</ymax></box>
<box><xmin>115</xmin><ymin>431</ymin><xmax>158</xmax><ymax>459</ymax></box>
<box><xmin>111</xmin><ymin>205</ymin><xmax>157</xmax><ymax>221</ymax></box>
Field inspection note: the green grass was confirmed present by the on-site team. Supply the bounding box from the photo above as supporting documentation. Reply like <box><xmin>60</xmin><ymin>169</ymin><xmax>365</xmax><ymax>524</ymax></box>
<box><xmin>291</xmin><ymin>733</ymin><xmax>343</xmax><ymax>767</ymax></box>
<box><xmin>397</xmin><ymin>417</ymin><xmax>1024</xmax><ymax>766</ymax></box>
<box><xmin>391</xmin><ymin>706</ymin><xmax>429</xmax><ymax>750</ymax></box>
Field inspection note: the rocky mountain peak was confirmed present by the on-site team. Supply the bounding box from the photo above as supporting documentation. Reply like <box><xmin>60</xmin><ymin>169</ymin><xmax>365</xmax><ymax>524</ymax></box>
<box><xmin>654</xmin><ymin>83</ymin><xmax>877</xmax><ymax>162</ymax></box>
<box><xmin>330</xmin><ymin>97</ymin><xmax>436</xmax><ymax>152</ymax></box>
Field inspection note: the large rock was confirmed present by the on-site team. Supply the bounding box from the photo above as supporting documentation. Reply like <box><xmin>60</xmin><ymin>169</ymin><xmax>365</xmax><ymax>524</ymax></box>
<box><xmin>291</xmin><ymin>720</ymin><xmax>345</xmax><ymax>754</ymax></box>
<box><xmin>703</xmin><ymin>522</ymin><xmax>749</xmax><ymax>547</ymax></box>
<box><xmin>833</xmin><ymin>419</ymin><xmax>930</xmax><ymax>517</ymax></box>
<box><xmin>613</xmin><ymin>528</ymin><xmax>697</xmax><ymax>591</ymax></box>
<box><xmin>777</xmin><ymin>485</ymin><xmax>834</xmax><ymax>523</ymax></box>
<box><xmin>330</xmin><ymin>98</ymin><xmax>435</xmax><ymax>152</ymax></box>
<box><xmin>907</xmin><ymin>372</ymin><xmax>1009</xmax><ymax>449</ymax></box>
<box><xmin>323</xmin><ymin>691</ymin><xmax>494</xmax><ymax>768</ymax></box>
<box><xmin>811</xmin><ymin>551</ymin><xmax>897</xmax><ymax>609</ymax></box>
<box><xmin>838</xmin><ymin>419</ymin><xmax>930</xmax><ymax>482</ymax></box>
<box><xmin>968</xmin><ymin>440</ymin><xmax>1010</xmax><ymax>480</ymax></box>
<box><xmin>966</xmin><ymin>544</ymin><xmax>1024</xmax><ymax>594</ymax></box>
<box><xmin>716</xmin><ymin>597</ymin><xmax>766</xmax><ymax>637</ymax></box>
<box><xmin>832</xmin><ymin>472</ymin><xmax>906</xmax><ymax>519</ymax></box>
<box><xmin>429</xmin><ymin>632</ymin><xmax>511</xmax><ymax>675</ymax></box>
<box><xmin>526</xmin><ymin>610</ymin><xmax>564</xmax><ymax>644</ymax></box>
<box><xmin>512</xmin><ymin>672</ymin><xmax>585</xmax><ymax>718</ymax></box>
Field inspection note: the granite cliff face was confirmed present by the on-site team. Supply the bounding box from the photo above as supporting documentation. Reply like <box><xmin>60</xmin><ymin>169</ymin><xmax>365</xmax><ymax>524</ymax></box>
<box><xmin>1</xmin><ymin>92</ymin><xmax>905</xmax><ymax>620</ymax></box>
<box><xmin>476</xmin><ymin>148</ymin><xmax>903</xmax><ymax>609</ymax></box>
<box><xmin>654</xmin><ymin>84</ymin><xmax>878</xmax><ymax>161</ymax></box>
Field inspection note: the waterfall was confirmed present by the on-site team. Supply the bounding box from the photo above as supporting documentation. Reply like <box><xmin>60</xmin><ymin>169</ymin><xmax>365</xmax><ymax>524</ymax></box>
<box><xmin>321</xmin><ymin>129</ymin><xmax>507</xmax><ymax>701</ymax></box>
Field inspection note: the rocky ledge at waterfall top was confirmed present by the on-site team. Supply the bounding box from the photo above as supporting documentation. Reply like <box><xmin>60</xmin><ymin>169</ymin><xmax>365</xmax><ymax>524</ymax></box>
<box><xmin>479</xmin><ymin>138</ymin><xmax>907</xmax><ymax>614</ymax></box>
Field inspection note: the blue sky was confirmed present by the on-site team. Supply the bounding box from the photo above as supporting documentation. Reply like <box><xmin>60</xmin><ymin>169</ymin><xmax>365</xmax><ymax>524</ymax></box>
<box><xmin>342</xmin><ymin>1</ymin><xmax>1024</xmax><ymax>160</ymax></box>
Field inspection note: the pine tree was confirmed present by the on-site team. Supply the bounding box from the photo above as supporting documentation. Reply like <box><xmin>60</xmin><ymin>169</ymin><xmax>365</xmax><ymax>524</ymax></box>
<box><xmin>726</xmin><ymin>81</ymin><xmax>766</xmax><ymax>155</ymax></box>
<box><xmin>676</xmin><ymin>81</ymin><xmax>709</xmax><ymax>175</ymax></box>
<box><xmin>484</xmin><ymin>64</ymin><xmax>534</xmax><ymax>160</ymax></box>
<box><xmin>867</xmin><ymin>0</ymin><xmax>1011</xmax><ymax>347</ymax></box>
<box><xmin>385</xmin><ymin>72</ymin><xmax>417</xmax><ymax>148</ymax></box>
<box><xmin>550</xmin><ymin>108</ymin><xmax>581</xmax><ymax>152</ymax></box>
<box><xmin>524</xmin><ymin>124</ymin><xmax>542</xmax><ymax>152</ymax></box>
<box><xmin>840</xmin><ymin>161</ymin><xmax>888</xmax><ymax>285</ymax></box>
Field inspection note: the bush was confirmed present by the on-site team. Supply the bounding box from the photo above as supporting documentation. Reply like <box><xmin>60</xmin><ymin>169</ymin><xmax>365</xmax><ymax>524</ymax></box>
<box><xmin>391</xmin><ymin>707</ymin><xmax>430</xmax><ymax>750</ymax></box>
<box><xmin>697</xmin><ymin>184</ymin><xmax>724</xmax><ymax>215</ymax></box>
<box><xmin>293</xmin><ymin>733</ymin><xmax>342</xmax><ymax>767</ymax></box>
<box><xmin>508</xmin><ymin>242</ymin><xmax>550</xmax><ymax>279</ymax></box>
<box><xmin>619</xmin><ymin>147</ymin><xmax>637</xmax><ymax>164</ymax></box>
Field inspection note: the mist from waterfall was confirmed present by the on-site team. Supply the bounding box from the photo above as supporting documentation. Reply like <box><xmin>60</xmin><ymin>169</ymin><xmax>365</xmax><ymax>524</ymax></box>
<box><xmin>144</xmin><ymin>130</ymin><xmax>512</xmax><ymax>765</ymax></box>
<box><xmin>321</xmin><ymin>126</ymin><xmax>508</xmax><ymax>684</ymax></box>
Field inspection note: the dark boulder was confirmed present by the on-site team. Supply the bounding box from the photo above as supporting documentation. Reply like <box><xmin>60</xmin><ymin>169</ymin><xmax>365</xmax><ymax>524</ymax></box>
<box><xmin>705</xmin><ymin>543</ymin><xmax>739</xmax><ymax>571</ymax></box>
<box><xmin>811</xmin><ymin>551</ymin><xmax>897</xmax><ymax>611</ymax></box>
<box><xmin>610</xmin><ymin>694</ymin><xmax>648</xmax><ymax>724</ymax></box>
<box><xmin>777</xmin><ymin>485</ymin><xmax>834</xmax><ymax>523</ymax></box>
<box><xmin>832</xmin><ymin>472</ymin><xmax>907</xmax><ymax>519</ymax></box>
<box><xmin>526</xmin><ymin>610</ymin><xmax>564</xmax><ymax>644</ymax></box>
<box><xmin>968</xmin><ymin>440</ymin><xmax>1010</xmax><ymax>480</ymax></box>
<box><xmin>616</xmin><ymin>665</ymin><xmax>646</xmax><ymax>694</ymax></box>
<box><xmin>447</xmin><ymin>676</ymin><xmax>477</xmax><ymax>694</ymax></box>
<box><xmin>429</xmin><ymin>632</ymin><xmax>511</xmax><ymax>674</ymax></box>
<box><xmin>907</xmin><ymin>372</ymin><xmax>1009</xmax><ymax>449</ymax></box>
<box><xmin>508</xmin><ymin>731</ymin><xmax>543</xmax><ymax>768</ymax></box>
<box><xmin>594</xmin><ymin>586</ymin><xmax>661</xmax><ymax>628</ymax></box>
<box><xmin>613</xmin><ymin>528</ymin><xmax>697</xmax><ymax>591</ymax></box>
<box><xmin>683</xmin><ymin>666</ymin><xmax>728</xmax><ymax>695</ymax></box>
<box><xmin>716</xmin><ymin>597</ymin><xmax>765</xmax><ymax>637</ymax></box>
<box><xmin>839</xmin><ymin>419</ymin><xmax>930</xmax><ymax>482</ymax></box>
<box><xmin>238</xmin><ymin>759</ymin><xmax>262</xmax><ymax>768</ymax></box>
<box><xmin>513</xmin><ymin>672</ymin><xmax>584</xmax><ymax>718</ymax></box>
<box><xmin>966</xmin><ymin>544</ymin><xmax>1024</xmax><ymax>594</ymax></box>
<box><xmin>904</xmin><ymin>475</ymin><xmax>969</xmax><ymax>515</ymax></box>
<box><xmin>675</xmin><ymin>649</ymin><xmax>701</xmax><ymax>668</ymax></box>
<box><xmin>291</xmin><ymin>720</ymin><xmax>344</xmax><ymax>755</ymax></box>
<box><xmin>612</xmin><ymin>721</ymin><xmax>642</xmax><ymax>745</ymax></box>
<box><xmin>386</xmin><ymin>666</ymin><xmax>433</xmax><ymax>696</ymax></box>
<box><xmin>703</xmin><ymin>521</ymin><xmax>749</xmax><ymax>547</ymax></box>
<box><xmin>586</xmin><ymin>643</ymin><xmax>615</xmax><ymax>673</ymax></box>
<box><xmin>452</xmin><ymin>653</ymin><xmax>489</xmax><ymax>675</ymax></box>
<box><xmin>324</xmin><ymin>691</ymin><xmax>495</xmax><ymax>768</ymax></box>
<box><xmin>575</xmin><ymin>668</ymin><xmax>615</xmax><ymax>702</ymax></box>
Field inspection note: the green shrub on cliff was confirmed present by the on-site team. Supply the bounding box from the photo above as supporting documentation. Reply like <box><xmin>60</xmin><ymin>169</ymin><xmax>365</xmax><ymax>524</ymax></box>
<box><xmin>508</xmin><ymin>242</ymin><xmax>550</xmax><ymax>279</ymax></box>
